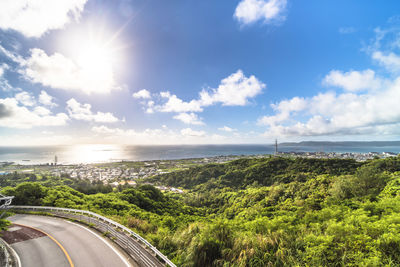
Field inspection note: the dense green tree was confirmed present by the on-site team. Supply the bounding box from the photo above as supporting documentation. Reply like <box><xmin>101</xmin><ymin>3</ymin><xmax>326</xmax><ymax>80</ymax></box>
<box><xmin>1</xmin><ymin>156</ymin><xmax>400</xmax><ymax>266</ymax></box>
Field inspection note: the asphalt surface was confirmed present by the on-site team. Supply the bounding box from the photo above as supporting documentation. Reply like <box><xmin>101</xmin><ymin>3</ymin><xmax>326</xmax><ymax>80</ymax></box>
<box><xmin>7</xmin><ymin>214</ymin><xmax>134</xmax><ymax>267</ymax></box>
<box><xmin>3</xmin><ymin>224</ymin><xmax>69</xmax><ymax>267</ymax></box>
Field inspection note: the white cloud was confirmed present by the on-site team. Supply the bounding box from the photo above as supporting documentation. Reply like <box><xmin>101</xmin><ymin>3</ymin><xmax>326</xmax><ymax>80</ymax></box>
<box><xmin>151</xmin><ymin>70</ymin><xmax>265</xmax><ymax>114</ymax></box>
<box><xmin>372</xmin><ymin>51</ymin><xmax>400</xmax><ymax>72</ymax></box>
<box><xmin>260</xmin><ymin>77</ymin><xmax>400</xmax><ymax>137</ymax></box>
<box><xmin>0</xmin><ymin>0</ymin><xmax>87</xmax><ymax>38</ymax></box>
<box><xmin>39</xmin><ymin>90</ymin><xmax>57</xmax><ymax>107</ymax></box>
<box><xmin>22</xmin><ymin>48</ymin><xmax>118</xmax><ymax>94</ymax></box>
<box><xmin>218</xmin><ymin>126</ymin><xmax>237</xmax><ymax>132</ymax></box>
<box><xmin>180</xmin><ymin>128</ymin><xmax>206</xmax><ymax>137</ymax></box>
<box><xmin>66</xmin><ymin>98</ymin><xmax>120</xmax><ymax>123</ymax></box>
<box><xmin>199</xmin><ymin>70</ymin><xmax>265</xmax><ymax>106</ymax></box>
<box><xmin>0</xmin><ymin>97</ymin><xmax>68</xmax><ymax>129</ymax></box>
<box><xmin>0</xmin><ymin>63</ymin><xmax>9</xmax><ymax>77</ymax></box>
<box><xmin>144</xmin><ymin>100</ymin><xmax>155</xmax><ymax>114</ymax></box>
<box><xmin>156</xmin><ymin>92</ymin><xmax>203</xmax><ymax>112</ymax></box>
<box><xmin>132</xmin><ymin>89</ymin><xmax>151</xmax><ymax>99</ymax></box>
<box><xmin>173</xmin><ymin>112</ymin><xmax>204</xmax><ymax>125</ymax></box>
<box><xmin>33</xmin><ymin>106</ymin><xmax>51</xmax><ymax>116</ymax></box>
<box><xmin>323</xmin><ymin>69</ymin><xmax>381</xmax><ymax>92</ymax></box>
<box><xmin>258</xmin><ymin>96</ymin><xmax>307</xmax><ymax>126</ymax></box>
<box><xmin>15</xmin><ymin>91</ymin><xmax>36</xmax><ymax>106</ymax></box>
<box><xmin>234</xmin><ymin>0</ymin><xmax>287</xmax><ymax>25</ymax></box>
<box><xmin>0</xmin><ymin>44</ymin><xmax>25</xmax><ymax>65</ymax></box>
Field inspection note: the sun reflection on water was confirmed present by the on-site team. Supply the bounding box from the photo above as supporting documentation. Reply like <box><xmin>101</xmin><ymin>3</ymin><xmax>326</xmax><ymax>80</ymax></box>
<box><xmin>63</xmin><ymin>144</ymin><xmax>127</xmax><ymax>164</ymax></box>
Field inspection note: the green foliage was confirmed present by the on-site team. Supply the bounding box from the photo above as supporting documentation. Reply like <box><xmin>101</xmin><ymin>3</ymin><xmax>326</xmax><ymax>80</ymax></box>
<box><xmin>0</xmin><ymin>172</ymin><xmax>112</xmax><ymax>194</ymax></box>
<box><xmin>146</xmin><ymin>157</ymin><xmax>361</xmax><ymax>190</ymax></box>
<box><xmin>2</xmin><ymin>156</ymin><xmax>400</xmax><ymax>266</ymax></box>
<box><xmin>2</xmin><ymin>182</ymin><xmax>46</xmax><ymax>205</ymax></box>
<box><xmin>0</xmin><ymin>218</ymin><xmax>10</xmax><ymax>231</ymax></box>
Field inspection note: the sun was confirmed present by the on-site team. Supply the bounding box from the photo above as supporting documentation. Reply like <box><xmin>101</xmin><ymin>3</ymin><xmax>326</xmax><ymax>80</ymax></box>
<box><xmin>58</xmin><ymin>22</ymin><xmax>126</xmax><ymax>94</ymax></box>
<box><xmin>77</xmin><ymin>41</ymin><xmax>113</xmax><ymax>80</ymax></box>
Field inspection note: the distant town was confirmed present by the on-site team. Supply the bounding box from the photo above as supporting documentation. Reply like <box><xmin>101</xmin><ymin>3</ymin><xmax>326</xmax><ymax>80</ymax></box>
<box><xmin>0</xmin><ymin>151</ymin><xmax>398</xmax><ymax>193</ymax></box>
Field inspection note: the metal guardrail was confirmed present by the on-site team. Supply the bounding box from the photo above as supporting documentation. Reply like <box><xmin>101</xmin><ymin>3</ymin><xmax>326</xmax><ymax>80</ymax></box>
<box><xmin>9</xmin><ymin>206</ymin><xmax>176</xmax><ymax>267</ymax></box>
<box><xmin>0</xmin><ymin>195</ymin><xmax>14</xmax><ymax>210</ymax></box>
<box><xmin>0</xmin><ymin>238</ymin><xmax>21</xmax><ymax>267</ymax></box>
<box><xmin>0</xmin><ymin>238</ymin><xmax>11</xmax><ymax>267</ymax></box>
<box><xmin>0</xmin><ymin>195</ymin><xmax>20</xmax><ymax>267</ymax></box>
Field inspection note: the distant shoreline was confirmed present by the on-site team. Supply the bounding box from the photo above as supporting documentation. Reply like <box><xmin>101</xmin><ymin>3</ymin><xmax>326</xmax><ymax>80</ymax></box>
<box><xmin>280</xmin><ymin>141</ymin><xmax>400</xmax><ymax>147</ymax></box>
<box><xmin>1</xmin><ymin>143</ymin><xmax>400</xmax><ymax>165</ymax></box>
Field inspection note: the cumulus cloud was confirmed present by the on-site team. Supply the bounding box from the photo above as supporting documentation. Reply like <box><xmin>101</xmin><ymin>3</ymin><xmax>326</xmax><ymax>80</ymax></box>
<box><xmin>173</xmin><ymin>113</ymin><xmax>204</xmax><ymax>125</ymax></box>
<box><xmin>258</xmin><ymin>96</ymin><xmax>307</xmax><ymax>126</ymax></box>
<box><xmin>15</xmin><ymin>91</ymin><xmax>36</xmax><ymax>106</ymax></box>
<box><xmin>39</xmin><ymin>90</ymin><xmax>57</xmax><ymax>107</ymax></box>
<box><xmin>66</xmin><ymin>98</ymin><xmax>120</xmax><ymax>123</ymax></box>
<box><xmin>22</xmin><ymin>48</ymin><xmax>118</xmax><ymax>94</ymax></box>
<box><xmin>258</xmin><ymin>27</ymin><xmax>400</xmax><ymax>139</ymax></box>
<box><xmin>260</xmin><ymin>78</ymin><xmax>400</xmax><ymax>137</ymax></box>
<box><xmin>199</xmin><ymin>70</ymin><xmax>265</xmax><ymax>106</ymax></box>
<box><xmin>0</xmin><ymin>0</ymin><xmax>87</xmax><ymax>38</ymax></box>
<box><xmin>156</xmin><ymin>92</ymin><xmax>203</xmax><ymax>113</ymax></box>
<box><xmin>149</xmin><ymin>70</ymin><xmax>265</xmax><ymax>115</ymax></box>
<box><xmin>132</xmin><ymin>89</ymin><xmax>151</xmax><ymax>99</ymax></box>
<box><xmin>33</xmin><ymin>106</ymin><xmax>51</xmax><ymax>116</ymax></box>
<box><xmin>145</xmin><ymin>100</ymin><xmax>155</xmax><ymax>114</ymax></box>
<box><xmin>234</xmin><ymin>0</ymin><xmax>287</xmax><ymax>25</ymax></box>
<box><xmin>0</xmin><ymin>97</ymin><xmax>68</xmax><ymax>129</ymax></box>
<box><xmin>372</xmin><ymin>51</ymin><xmax>400</xmax><ymax>73</ymax></box>
<box><xmin>218</xmin><ymin>126</ymin><xmax>237</xmax><ymax>132</ymax></box>
<box><xmin>0</xmin><ymin>103</ymin><xmax>12</xmax><ymax>118</ymax></box>
<box><xmin>323</xmin><ymin>69</ymin><xmax>382</xmax><ymax>92</ymax></box>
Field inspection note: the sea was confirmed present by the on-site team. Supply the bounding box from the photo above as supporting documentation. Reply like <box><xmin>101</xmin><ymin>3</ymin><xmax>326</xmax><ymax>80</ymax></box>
<box><xmin>0</xmin><ymin>142</ymin><xmax>400</xmax><ymax>165</ymax></box>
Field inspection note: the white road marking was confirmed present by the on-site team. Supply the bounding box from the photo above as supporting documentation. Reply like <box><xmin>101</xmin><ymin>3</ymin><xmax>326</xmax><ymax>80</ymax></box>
<box><xmin>65</xmin><ymin>220</ymin><xmax>131</xmax><ymax>267</ymax></box>
<box><xmin>11</xmin><ymin>246</ymin><xmax>22</xmax><ymax>267</ymax></box>
<box><xmin>5</xmin><ymin>240</ymin><xmax>22</xmax><ymax>267</ymax></box>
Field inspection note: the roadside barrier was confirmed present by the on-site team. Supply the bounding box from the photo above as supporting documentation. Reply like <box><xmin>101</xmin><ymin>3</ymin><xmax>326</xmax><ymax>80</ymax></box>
<box><xmin>9</xmin><ymin>206</ymin><xmax>176</xmax><ymax>267</ymax></box>
<box><xmin>0</xmin><ymin>237</ymin><xmax>20</xmax><ymax>267</ymax></box>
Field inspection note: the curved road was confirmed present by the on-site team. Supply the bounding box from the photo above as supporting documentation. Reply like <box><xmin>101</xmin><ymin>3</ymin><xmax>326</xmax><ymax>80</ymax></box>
<box><xmin>7</xmin><ymin>214</ymin><xmax>134</xmax><ymax>267</ymax></box>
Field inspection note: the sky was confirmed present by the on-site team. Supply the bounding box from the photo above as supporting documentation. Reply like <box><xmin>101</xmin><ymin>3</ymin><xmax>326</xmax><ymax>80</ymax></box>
<box><xmin>1</xmin><ymin>0</ymin><xmax>400</xmax><ymax>146</ymax></box>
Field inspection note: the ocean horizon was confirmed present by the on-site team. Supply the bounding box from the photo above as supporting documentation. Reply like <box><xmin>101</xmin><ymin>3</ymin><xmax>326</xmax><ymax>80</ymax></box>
<box><xmin>0</xmin><ymin>142</ymin><xmax>400</xmax><ymax>165</ymax></box>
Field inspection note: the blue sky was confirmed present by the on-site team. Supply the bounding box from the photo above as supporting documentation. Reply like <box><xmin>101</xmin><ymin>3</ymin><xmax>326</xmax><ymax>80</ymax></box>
<box><xmin>1</xmin><ymin>0</ymin><xmax>400</xmax><ymax>145</ymax></box>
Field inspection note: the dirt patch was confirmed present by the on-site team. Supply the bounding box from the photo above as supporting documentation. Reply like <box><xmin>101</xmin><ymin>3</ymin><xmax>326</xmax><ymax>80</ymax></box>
<box><xmin>1</xmin><ymin>224</ymin><xmax>46</xmax><ymax>244</ymax></box>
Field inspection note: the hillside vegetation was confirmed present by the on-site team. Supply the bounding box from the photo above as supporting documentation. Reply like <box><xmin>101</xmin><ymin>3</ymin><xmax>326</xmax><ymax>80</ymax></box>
<box><xmin>2</xmin><ymin>156</ymin><xmax>400</xmax><ymax>266</ymax></box>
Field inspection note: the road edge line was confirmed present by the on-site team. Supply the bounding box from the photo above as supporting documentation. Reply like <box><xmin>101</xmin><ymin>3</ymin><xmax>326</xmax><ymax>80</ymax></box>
<box><xmin>13</xmin><ymin>223</ymin><xmax>74</xmax><ymax>267</ymax></box>
<box><xmin>65</xmin><ymin>220</ymin><xmax>132</xmax><ymax>267</ymax></box>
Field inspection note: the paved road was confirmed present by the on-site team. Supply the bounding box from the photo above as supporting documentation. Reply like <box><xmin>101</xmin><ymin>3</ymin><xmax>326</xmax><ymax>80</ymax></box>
<box><xmin>3</xmin><ymin>223</ymin><xmax>70</xmax><ymax>267</ymax></box>
<box><xmin>7</xmin><ymin>214</ymin><xmax>134</xmax><ymax>267</ymax></box>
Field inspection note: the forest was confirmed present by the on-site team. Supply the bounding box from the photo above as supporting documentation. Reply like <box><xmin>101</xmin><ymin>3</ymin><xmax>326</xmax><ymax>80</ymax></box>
<box><xmin>1</xmin><ymin>156</ymin><xmax>400</xmax><ymax>266</ymax></box>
